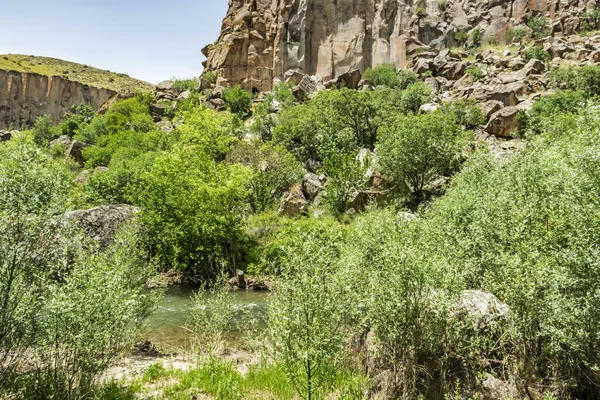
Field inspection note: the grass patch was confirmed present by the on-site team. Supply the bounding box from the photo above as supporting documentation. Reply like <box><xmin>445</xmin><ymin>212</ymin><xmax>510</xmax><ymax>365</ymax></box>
<box><xmin>0</xmin><ymin>54</ymin><xmax>154</xmax><ymax>92</ymax></box>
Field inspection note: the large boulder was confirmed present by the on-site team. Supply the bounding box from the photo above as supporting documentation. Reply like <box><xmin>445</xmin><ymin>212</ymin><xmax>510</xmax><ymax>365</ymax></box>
<box><xmin>302</xmin><ymin>173</ymin><xmax>325</xmax><ymax>201</ymax></box>
<box><xmin>67</xmin><ymin>140</ymin><xmax>91</xmax><ymax>166</ymax></box>
<box><xmin>451</xmin><ymin>290</ymin><xmax>510</xmax><ymax>332</ymax></box>
<box><xmin>65</xmin><ymin>205</ymin><xmax>140</xmax><ymax>249</ymax></box>
<box><xmin>279</xmin><ymin>184</ymin><xmax>309</xmax><ymax>217</ymax></box>
<box><xmin>485</xmin><ymin>101</ymin><xmax>533</xmax><ymax>137</ymax></box>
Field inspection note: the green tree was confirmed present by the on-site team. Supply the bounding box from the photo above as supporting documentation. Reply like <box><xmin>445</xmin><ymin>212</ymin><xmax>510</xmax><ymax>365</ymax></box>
<box><xmin>323</xmin><ymin>151</ymin><xmax>369</xmax><ymax>215</ymax></box>
<box><xmin>0</xmin><ymin>139</ymin><xmax>73</xmax><ymax>389</ymax></box>
<box><xmin>227</xmin><ymin>140</ymin><xmax>302</xmax><ymax>213</ymax></box>
<box><xmin>363</xmin><ymin>65</ymin><xmax>418</xmax><ymax>89</ymax></box>
<box><xmin>400</xmin><ymin>82</ymin><xmax>431</xmax><ymax>114</ymax></box>
<box><xmin>269</xmin><ymin>225</ymin><xmax>347</xmax><ymax>400</ymax></box>
<box><xmin>136</xmin><ymin>144</ymin><xmax>252</xmax><ymax>276</ymax></box>
<box><xmin>32</xmin><ymin>115</ymin><xmax>57</xmax><ymax>147</ymax></box>
<box><xmin>527</xmin><ymin>16</ymin><xmax>551</xmax><ymax>39</ymax></box>
<box><xmin>378</xmin><ymin>111</ymin><xmax>466</xmax><ymax>204</ymax></box>
<box><xmin>224</xmin><ymin>86</ymin><xmax>253</xmax><ymax>118</ymax></box>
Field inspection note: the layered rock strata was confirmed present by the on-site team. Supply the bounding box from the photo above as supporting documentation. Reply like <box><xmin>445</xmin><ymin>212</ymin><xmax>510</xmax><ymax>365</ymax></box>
<box><xmin>0</xmin><ymin>70</ymin><xmax>117</xmax><ymax>129</ymax></box>
<box><xmin>203</xmin><ymin>0</ymin><xmax>593</xmax><ymax>91</ymax></box>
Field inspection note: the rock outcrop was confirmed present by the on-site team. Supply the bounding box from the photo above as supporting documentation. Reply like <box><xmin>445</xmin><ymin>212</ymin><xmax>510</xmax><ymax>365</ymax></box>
<box><xmin>203</xmin><ymin>0</ymin><xmax>590</xmax><ymax>91</ymax></box>
<box><xmin>0</xmin><ymin>70</ymin><xmax>117</xmax><ymax>129</ymax></box>
<box><xmin>65</xmin><ymin>205</ymin><xmax>140</xmax><ymax>249</ymax></box>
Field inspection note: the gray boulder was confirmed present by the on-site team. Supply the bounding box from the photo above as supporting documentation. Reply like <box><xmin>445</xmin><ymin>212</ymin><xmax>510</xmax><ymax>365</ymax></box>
<box><xmin>65</xmin><ymin>205</ymin><xmax>140</xmax><ymax>249</ymax></box>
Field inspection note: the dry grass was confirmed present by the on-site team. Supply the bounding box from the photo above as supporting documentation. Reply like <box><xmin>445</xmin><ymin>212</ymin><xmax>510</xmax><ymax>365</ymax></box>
<box><xmin>0</xmin><ymin>54</ymin><xmax>154</xmax><ymax>93</ymax></box>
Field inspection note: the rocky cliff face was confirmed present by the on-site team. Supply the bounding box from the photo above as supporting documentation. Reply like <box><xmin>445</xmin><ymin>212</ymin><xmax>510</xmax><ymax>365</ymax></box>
<box><xmin>0</xmin><ymin>70</ymin><xmax>116</xmax><ymax>129</ymax></box>
<box><xmin>203</xmin><ymin>0</ymin><xmax>593</xmax><ymax>91</ymax></box>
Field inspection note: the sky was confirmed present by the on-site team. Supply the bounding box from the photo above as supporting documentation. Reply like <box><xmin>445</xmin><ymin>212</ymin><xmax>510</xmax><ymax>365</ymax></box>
<box><xmin>1</xmin><ymin>1</ymin><xmax>229</xmax><ymax>84</ymax></box>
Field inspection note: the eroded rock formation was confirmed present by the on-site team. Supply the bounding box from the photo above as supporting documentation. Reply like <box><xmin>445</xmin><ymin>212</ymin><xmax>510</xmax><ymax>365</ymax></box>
<box><xmin>0</xmin><ymin>70</ymin><xmax>117</xmax><ymax>129</ymax></box>
<box><xmin>204</xmin><ymin>0</ymin><xmax>593</xmax><ymax>91</ymax></box>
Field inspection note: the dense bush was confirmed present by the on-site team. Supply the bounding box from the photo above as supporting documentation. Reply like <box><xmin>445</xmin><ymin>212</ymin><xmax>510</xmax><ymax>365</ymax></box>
<box><xmin>0</xmin><ymin>139</ymin><xmax>158</xmax><ymax>398</ymax></box>
<box><xmin>549</xmin><ymin>66</ymin><xmax>600</xmax><ymax>98</ymax></box>
<box><xmin>523</xmin><ymin>46</ymin><xmax>549</xmax><ymax>62</ymax></box>
<box><xmin>224</xmin><ymin>86</ymin><xmax>253</xmax><ymax>118</ymax></box>
<box><xmin>227</xmin><ymin>140</ymin><xmax>302</xmax><ymax>213</ymax></box>
<box><xmin>507</xmin><ymin>27</ymin><xmax>529</xmax><ymax>43</ymax></box>
<box><xmin>527</xmin><ymin>16</ymin><xmax>551</xmax><ymax>39</ymax></box>
<box><xmin>363</xmin><ymin>64</ymin><xmax>418</xmax><ymax>89</ymax></box>
<box><xmin>378</xmin><ymin>111</ymin><xmax>466</xmax><ymax>204</ymax></box>
<box><xmin>136</xmin><ymin>144</ymin><xmax>252</xmax><ymax>276</ymax></box>
<box><xmin>518</xmin><ymin>90</ymin><xmax>586</xmax><ymax>136</ymax></box>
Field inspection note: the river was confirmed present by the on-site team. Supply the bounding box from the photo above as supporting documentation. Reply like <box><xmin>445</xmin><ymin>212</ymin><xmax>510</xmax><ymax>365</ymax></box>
<box><xmin>144</xmin><ymin>286</ymin><xmax>270</xmax><ymax>351</ymax></box>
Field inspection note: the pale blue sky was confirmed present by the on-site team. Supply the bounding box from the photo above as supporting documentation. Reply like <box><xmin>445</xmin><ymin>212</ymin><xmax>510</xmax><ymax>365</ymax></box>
<box><xmin>1</xmin><ymin>1</ymin><xmax>228</xmax><ymax>84</ymax></box>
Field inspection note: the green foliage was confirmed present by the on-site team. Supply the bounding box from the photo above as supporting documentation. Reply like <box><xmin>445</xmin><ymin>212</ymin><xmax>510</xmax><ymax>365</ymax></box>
<box><xmin>527</xmin><ymin>16</ymin><xmax>551</xmax><ymax>40</ymax></box>
<box><xmin>363</xmin><ymin>64</ymin><xmax>418</xmax><ymax>89</ymax></box>
<box><xmin>171</xmin><ymin>77</ymin><xmax>198</xmax><ymax>93</ymax></box>
<box><xmin>583</xmin><ymin>7</ymin><xmax>600</xmax><ymax>31</ymax></box>
<box><xmin>224</xmin><ymin>86</ymin><xmax>252</xmax><ymax>118</ymax></box>
<box><xmin>75</xmin><ymin>94</ymin><xmax>154</xmax><ymax>145</ymax></box>
<box><xmin>400</xmin><ymin>82</ymin><xmax>432</xmax><ymax>114</ymax></box>
<box><xmin>273</xmin><ymin>88</ymin><xmax>386</xmax><ymax>162</ymax></box>
<box><xmin>439</xmin><ymin>99</ymin><xmax>486</xmax><ymax>130</ymax></box>
<box><xmin>250</xmin><ymin>83</ymin><xmax>297</xmax><ymax>141</ymax></box>
<box><xmin>269</xmin><ymin>224</ymin><xmax>349</xmax><ymax>400</ymax></box>
<box><xmin>136</xmin><ymin>144</ymin><xmax>252</xmax><ymax>276</ymax></box>
<box><xmin>32</xmin><ymin>114</ymin><xmax>57</xmax><ymax>147</ymax></box>
<box><xmin>454</xmin><ymin>30</ymin><xmax>469</xmax><ymax>47</ymax></box>
<box><xmin>378</xmin><ymin>111</ymin><xmax>466</xmax><ymax>203</ymax></box>
<box><xmin>421</xmin><ymin>104</ymin><xmax>600</xmax><ymax>396</ymax></box>
<box><xmin>466</xmin><ymin>66</ymin><xmax>484</xmax><ymax>81</ymax></box>
<box><xmin>58</xmin><ymin>104</ymin><xmax>95</xmax><ymax>137</ymax></box>
<box><xmin>0</xmin><ymin>140</ymin><xmax>158</xmax><ymax>398</ymax></box>
<box><xmin>201</xmin><ymin>70</ymin><xmax>217</xmax><ymax>84</ymax></box>
<box><xmin>523</xmin><ymin>46</ymin><xmax>549</xmax><ymax>62</ymax></box>
<box><xmin>470</xmin><ymin>28</ymin><xmax>482</xmax><ymax>48</ymax></box>
<box><xmin>227</xmin><ymin>140</ymin><xmax>302</xmax><ymax>213</ymax></box>
<box><xmin>507</xmin><ymin>27</ymin><xmax>529</xmax><ymax>44</ymax></box>
<box><xmin>548</xmin><ymin>66</ymin><xmax>600</xmax><ymax>98</ymax></box>
<box><xmin>437</xmin><ymin>0</ymin><xmax>447</xmax><ymax>11</ymax></box>
<box><xmin>23</xmin><ymin>227</ymin><xmax>159</xmax><ymax>399</ymax></box>
<box><xmin>323</xmin><ymin>150</ymin><xmax>369</xmax><ymax>215</ymax></box>
<box><xmin>518</xmin><ymin>90</ymin><xmax>586</xmax><ymax>136</ymax></box>
<box><xmin>487</xmin><ymin>37</ymin><xmax>499</xmax><ymax>46</ymax></box>
<box><xmin>188</xmin><ymin>277</ymin><xmax>257</xmax><ymax>356</ymax></box>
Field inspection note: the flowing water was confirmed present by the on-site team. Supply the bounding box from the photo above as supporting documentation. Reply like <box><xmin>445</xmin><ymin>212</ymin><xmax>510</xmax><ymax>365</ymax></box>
<box><xmin>144</xmin><ymin>286</ymin><xmax>270</xmax><ymax>351</ymax></box>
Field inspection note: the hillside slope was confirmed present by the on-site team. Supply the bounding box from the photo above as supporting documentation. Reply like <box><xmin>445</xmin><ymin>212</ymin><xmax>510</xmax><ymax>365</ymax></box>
<box><xmin>0</xmin><ymin>55</ymin><xmax>154</xmax><ymax>129</ymax></box>
<box><xmin>0</xmin><ymin>54</ymin><xmax>154</xmax><ymax>93</ymax></box>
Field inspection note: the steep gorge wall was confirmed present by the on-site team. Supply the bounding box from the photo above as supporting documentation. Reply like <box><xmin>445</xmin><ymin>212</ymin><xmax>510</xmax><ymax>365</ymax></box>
<box><xmin>204</xmin><ymin>0</ymin><xmax>594</xmax><ymax>91</ymax></box>
<box><xmin>0</xmin><ymin>70</ymin><xmax>116</xmax><ymax>129</ymax></box>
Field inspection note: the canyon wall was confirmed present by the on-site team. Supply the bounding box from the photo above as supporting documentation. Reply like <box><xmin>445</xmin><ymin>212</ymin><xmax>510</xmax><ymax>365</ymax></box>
<box><xmin>0</xmin><ymin>70</ymin><xmax>116</xmax><ymax>129</ymax></box>
<box><xmin>203</xmin><ymin>0</ymin><xmax>594</xmax><ymax>91</ymax></box>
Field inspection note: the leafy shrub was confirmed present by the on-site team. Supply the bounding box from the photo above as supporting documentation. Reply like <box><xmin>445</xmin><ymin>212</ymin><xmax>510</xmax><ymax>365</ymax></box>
<box><xmin>136</xmin><ymin>144</ymin><xmax>252</xmax><ymax>276</ymax></box>
<box><xmin>188</xmin><ymin>276</ymin><xmax>256</xmax><ymax>356</ymax></box>
<box><xmin>269</xmin><ymin>224</ymin><xmax>349</xmax><ymax>400</ymax></box>
<box><xmin>400</xmin><ymin>82</ymin><xmax>432</xmax><ymax>114</ymax></box>
<box><xmin>323</xmin><ymin>150</ymin><xmax>369</xmax><ymax>215</ymax></box>
<box><xmin>507</xmin><ymin>27</ymin><xmax>529</xmax><ymax>44</ymax></box>
<box><xmin>470</xmin><ymin>28</ymin><xmax>482</xmax><ymax>48</ymax></box>
<box><xmin>171</xmin><ymin>77</ymin><xmax>198</xmax><ymax>93</ymax></box>
<box><xmin>32</xmin><ymin>115</ymin><xmax>57</xmax><ymax>147</ymax></box>
<box><xmin>224</xmin><ymin>86</ymin><xmax>252</xmax><ymax>118</ymax></box>
<box><xmin>378</xmin><ymin>111</ymin><xmax>466</xmax><ymax>204</ymax></box>
<box><xmin>227</xmin><ymin>140</ymin><xmax>303</xmax><ymax>213</ymax></box>
<box><xmin>523</xmin><ymin>46</ymin><xmax>549</xmax><ymax>62</ymax></box>
<box><xmin>454</xmin><ymin>30</ymin><xmax>469</xmax><ymax>47</ymax></box>
<box><xmin>518</xmin><ymin>90</ymin><xmax>586</xmax><ymax>136</ymax></box>
<box><xmin>201</xmin><ymin>70</ymin><xmax>217</xmax><ymax>84</ymax></box>
<box><xmin>583</xmin><ymin>7</ymin><xmax>600</xmax><ymax>31</ymax></box>
<box><xmin>527</xmin><ymin>16</ymin><xmax>551</xmax><ymax>39</ymax></box>
<box><xmin>273</xmin><ymin>89</ymin><xmax>383</xmax><ymax>162</ymax></box>
<box><xmin>548</xmin><ymin>66</ymin><xmax>600</xmax><ymax>97</ymax></box>
<box><xmin>439</xmin><ymin>99</ymin><xmax>486</xmax><ymax>129</ymax></box>
<box><xmin>466</xmin><ymin>66</ymin><xmax>484</xmax><ymax>81</ymax></box>
<box><xmin>363</xmin><ymin>64</ymin><xmax>418</xmax><ymax>89</ymax></box>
